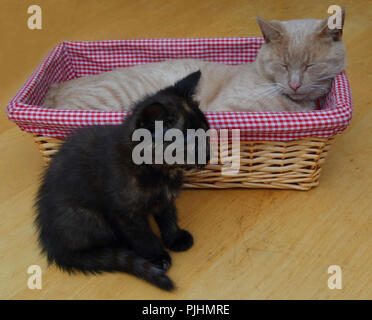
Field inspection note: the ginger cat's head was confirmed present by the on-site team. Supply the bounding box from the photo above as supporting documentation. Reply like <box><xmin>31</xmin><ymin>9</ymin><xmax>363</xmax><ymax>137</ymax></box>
<box><xmin>256</xmin><ymin>10</ymin><xmax>346</xmax><ymax>102</ymax></box>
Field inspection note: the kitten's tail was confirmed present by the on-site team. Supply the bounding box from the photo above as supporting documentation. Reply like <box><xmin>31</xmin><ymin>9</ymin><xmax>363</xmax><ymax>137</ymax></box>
<box><xmin>50</xmin><ymin>247</ymin><xmax>174</xmax><ymax>291</ymax></box>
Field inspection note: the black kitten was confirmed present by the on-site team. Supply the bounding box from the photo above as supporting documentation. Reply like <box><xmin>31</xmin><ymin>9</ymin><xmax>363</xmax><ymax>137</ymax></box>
<box><xmin>35</xmin><ymin>71</ymin><xmax>210</xmax><ymax>291</ymax></box>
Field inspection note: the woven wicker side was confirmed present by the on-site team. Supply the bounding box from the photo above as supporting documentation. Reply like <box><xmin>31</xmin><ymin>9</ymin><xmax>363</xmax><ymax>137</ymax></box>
<box><xmin>31</xmin><ymin>133</ymin><xmax>335</xmax><ymax>190</ymax></box>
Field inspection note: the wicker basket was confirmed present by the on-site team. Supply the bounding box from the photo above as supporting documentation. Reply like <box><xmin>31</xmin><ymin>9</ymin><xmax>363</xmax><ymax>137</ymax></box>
<box><xmin>7</xmin><ymin>38</ymin><xmax>352</xmax><ymax>191</ymax></box>
<box><xmin>32</xmin><ymin>133</ymin><xmax>335</xmax><ymax>190</ymax></box>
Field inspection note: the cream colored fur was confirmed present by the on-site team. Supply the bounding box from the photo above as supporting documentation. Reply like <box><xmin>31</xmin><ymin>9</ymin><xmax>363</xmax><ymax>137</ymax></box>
<box><xmin>44</xmin><ymin>13</ymin><xmax>346</xmax><ymax>112</ymax></box>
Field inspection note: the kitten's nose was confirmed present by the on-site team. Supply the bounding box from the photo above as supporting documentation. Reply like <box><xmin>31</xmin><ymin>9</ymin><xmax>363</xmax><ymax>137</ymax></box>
<box><xmin>289</xmin><ymin>82</ymin><xmax>302</xmax><ymax>92</ymax></box>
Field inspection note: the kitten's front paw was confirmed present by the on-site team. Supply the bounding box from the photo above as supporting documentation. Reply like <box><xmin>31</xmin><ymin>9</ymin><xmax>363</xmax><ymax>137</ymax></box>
<box><xmin>164</xmin><ymin>230</ymin><xmax>194</xmax><ymax>252</ymax></box>
<box><xmin>151</xmin><ymin>251</ymin><xmax>172</xmax><ymax>271</ymax></box>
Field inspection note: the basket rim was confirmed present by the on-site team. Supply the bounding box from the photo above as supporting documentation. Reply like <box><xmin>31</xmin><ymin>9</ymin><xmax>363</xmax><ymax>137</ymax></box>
<box><xmin>7</xmin><ymin>37</ymin><xmax>353</xmax><ymax>141</ymax></box>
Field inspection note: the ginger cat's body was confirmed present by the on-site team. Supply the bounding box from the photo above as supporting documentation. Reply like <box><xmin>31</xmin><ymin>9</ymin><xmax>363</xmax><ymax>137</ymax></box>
<box><xmin>44</xmin><ymin>13</ymin><xmax>346</xmax><ymax>112</ymax></box>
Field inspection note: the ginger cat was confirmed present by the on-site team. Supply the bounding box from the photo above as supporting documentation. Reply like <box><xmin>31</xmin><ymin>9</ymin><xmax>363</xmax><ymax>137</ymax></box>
<box><xmin>44</xmin><ymin>12</ymin><xmax>346</xmax><ymax>112</ymax></box>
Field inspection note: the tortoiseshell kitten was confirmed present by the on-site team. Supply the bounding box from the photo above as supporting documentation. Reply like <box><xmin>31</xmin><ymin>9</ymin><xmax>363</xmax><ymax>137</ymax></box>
<box><xmin>35</xmin><ymin>71</ymin><xmax>210</xmax><ymax>290</ymax></box>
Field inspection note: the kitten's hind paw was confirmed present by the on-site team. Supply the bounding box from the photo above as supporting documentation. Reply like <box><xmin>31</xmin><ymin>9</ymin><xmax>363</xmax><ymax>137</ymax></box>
<box><xmin>164</xmin><ymin>230</ymin><xmax>194</xmax><ymax>252</ymax></box>
<box><xmin>151</xmin><ymin>251</ymin><xmax>172</xmax><ymax>271</ymax></box>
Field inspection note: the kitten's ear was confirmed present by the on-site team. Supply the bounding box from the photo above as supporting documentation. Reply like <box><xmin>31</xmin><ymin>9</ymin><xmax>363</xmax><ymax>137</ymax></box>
<box><xmin>135</xmin><ymin>103</ymin><xmax>167</xmax><ymax>131</ymax></box>
<box><xmin>257</xmin><ymin>17</ymin><xmax>283</xmax><ymax>43</ymax></box>
<box><xmin>318</xmin><ymin>8</ymin><xmax>345</xmax><ymax>41</ymax></box>
<box><xmin>174</xmin><ymin>70</ymin><xmax>201</xmax><ymax>97</ymax></box>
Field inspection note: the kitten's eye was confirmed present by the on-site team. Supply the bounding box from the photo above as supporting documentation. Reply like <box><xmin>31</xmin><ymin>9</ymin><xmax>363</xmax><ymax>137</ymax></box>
<box><xmin>305</xmin><ymin>64</ymin><xmax>315</xmax><ymax>70</ymax></box>
<box><xmin>280</xmin><ymin>64</ymin><xmax>288</xmax><ymax>70</ymax></box>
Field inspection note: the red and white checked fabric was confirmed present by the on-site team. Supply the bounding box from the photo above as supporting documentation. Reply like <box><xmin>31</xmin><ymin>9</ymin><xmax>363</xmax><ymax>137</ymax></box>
<box><xmin>7</xmin><ymin>38</ymin><xmax>353</xmax><ymax>141</ymax></box>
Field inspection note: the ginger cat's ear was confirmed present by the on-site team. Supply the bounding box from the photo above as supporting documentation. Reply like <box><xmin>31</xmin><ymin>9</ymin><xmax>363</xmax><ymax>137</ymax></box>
<box><xmin>256</xmin><ymin>17</ymin><xmax>283</xmax><ymax>43</ymax></box>
<box><xmin>318</xmin><ymin>7</ymin><xmax>345</xmax><ymax>41</ymax></box>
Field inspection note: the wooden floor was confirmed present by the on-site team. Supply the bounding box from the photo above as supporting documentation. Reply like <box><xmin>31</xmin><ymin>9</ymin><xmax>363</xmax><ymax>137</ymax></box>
<box><xmin>1</xmin><ymin>0</ymin><xmax>371</xmax><ymax>300</ymax></box>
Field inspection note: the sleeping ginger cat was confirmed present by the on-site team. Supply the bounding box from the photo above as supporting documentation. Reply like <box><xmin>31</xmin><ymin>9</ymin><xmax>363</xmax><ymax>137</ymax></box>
<box><xmin>44</xmin><ymin>12</ymin><xmax>346</xmax><ymax>112</ymax></box>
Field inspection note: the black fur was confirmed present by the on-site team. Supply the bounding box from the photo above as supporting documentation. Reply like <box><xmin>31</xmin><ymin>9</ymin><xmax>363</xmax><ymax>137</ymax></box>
<box><xmin>35</xmin><ymin>71</ymin><xmax>209</xmax><ymax>291</ymax></box>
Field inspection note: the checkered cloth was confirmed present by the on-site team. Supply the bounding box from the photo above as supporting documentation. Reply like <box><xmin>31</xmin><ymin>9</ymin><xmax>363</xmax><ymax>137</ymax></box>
<box><xmin>6</xmin><ymin>38</ymin><xmax>353</xmax><ymax>141</ymax></box>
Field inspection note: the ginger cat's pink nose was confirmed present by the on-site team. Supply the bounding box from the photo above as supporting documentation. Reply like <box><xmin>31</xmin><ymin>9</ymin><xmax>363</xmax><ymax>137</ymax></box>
<box><xmin>289</xmin><ymin>82</ymin><xmax>302</xmax><ymax>91</ymax></box>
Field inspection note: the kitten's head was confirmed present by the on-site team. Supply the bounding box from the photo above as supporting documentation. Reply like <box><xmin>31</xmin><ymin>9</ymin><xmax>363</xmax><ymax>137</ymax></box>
<box><xmin>127</xmin><ymin>71</ymin><xmax>211</xmax><ymax>168</ymax></box>
<box><xmin>256</xmin><ymin>9</ymin><xmax>346</xmax><ymax>102</ymax></box>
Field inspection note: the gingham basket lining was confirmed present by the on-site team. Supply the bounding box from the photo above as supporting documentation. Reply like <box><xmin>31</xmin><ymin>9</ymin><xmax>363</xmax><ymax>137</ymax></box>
<box><xmin>7</xmin><ymin>37</ymin><xmax>353</xmax><ymax>141</ymax></box>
